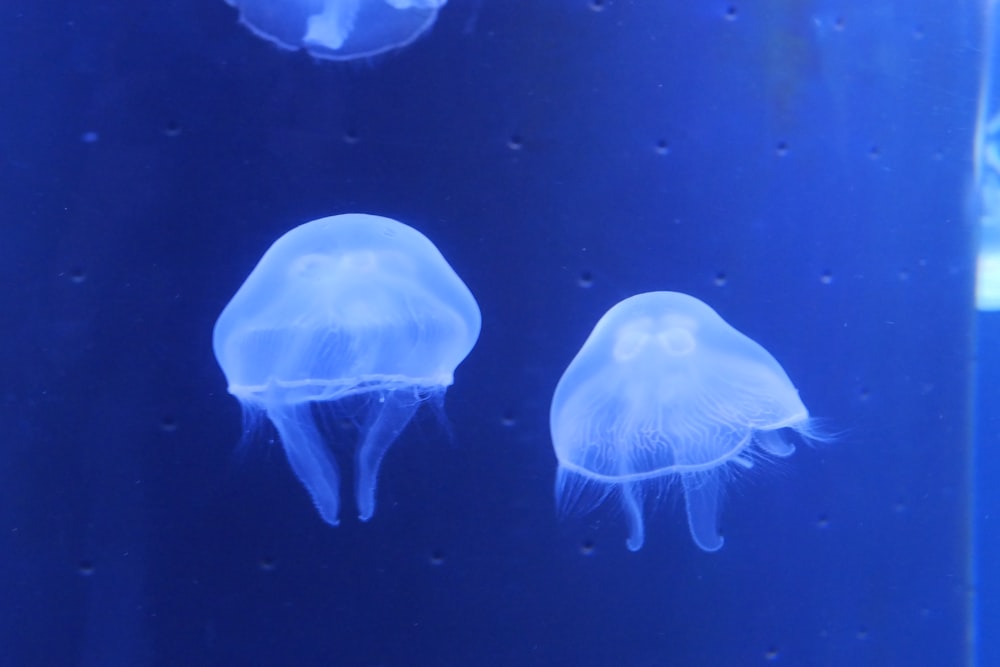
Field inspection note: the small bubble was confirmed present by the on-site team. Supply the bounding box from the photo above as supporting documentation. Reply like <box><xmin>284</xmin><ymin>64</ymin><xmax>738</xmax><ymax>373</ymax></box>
<box><xmin>78</xmin><ymin>560</ymin><xmax>96</xmax><ymax>576</ymax></box>
<box><xmin>160</xmin><ymin>416</ymin><xmax>178</xmax><ymax>432</ymax></box>
<box><xmin>859</xmin><ymin>387</ymin><xmax>870</xmax><ymax>401</ymax></box>
<box><xmin>654</xmin><ymin>139</ymin><xmax>670</xmax><ymax>155</ymax></box>
<box><xmin>893</xmin><ymin>500</ymin><xmax>907</xmax><ymax>514</ymax></box>
<box><xmin>775</xmin><ymin>141</ymin><xmax>789</xmax><ymax>156</ymax></box>
<box><xmin>163</xmin><ymin>120</ymin><xmax>182</xmax><ymax>138</ymax></box>
<box><xmin>579</xmin><ymin>539</ymin><xmax>596</xmax><ymax>556</ymax></box>
<box><xmin>913</xmin><ymin>25</ymin><xmax>924</xmax><ymax>39</ymax></box>
<box><xmin>343</xmin><ymin>129</ymin><xmax>360</xmax><ymax>144</ymax></box>
<box><xmin>898</xmin><ymin>269</ymin><xmax>911</xmax><ymax>281</ymax></box>
<box><xmin>869</xmin><ymin>145</ymin><xmax>881</xmax><ymax>159</ymax></box>
<box><xmin>588</xmin><ymin>0</ymin><xmax>606</xmax><ymax>10</ymax></box>
<box><xmin>819</xmin><ymin>270</ymin><xmax>833</xmax><ymax>285</ymax></box>
<box><xmin>714</xmin><ymin>271</ymin><xmax>727</xmax><ymax>287</ymax></box>
<box><xmin>69</xmin><ymin>267</ymin><xmax>87</xmax><ymax>284</ymax></box>
<box><xmin>578</xmin><ymin>270</ymin><xmax>594</xmax><ymax>288</ymax></box>
<box><xmin>833</xmin><ymin>16</ymin><xmax>845</xmax><ymax>30</ymax></box>
<box><xmin>507</xmin><ymin>135</ymin><xmax>524</xmax><ymax>151</ymax></box>
<box><xmin>856</xmin><ymin>626</ymin><xmax>869</xmax><ymax>640</ymax></box>
<box><xmin>81</xmin><ymin>131</ymin><xmax>99</xmax><ymax>143</ymax></box>
<box><xmin>500</xmin><ymin>410</ymin><xmax>516</xmax><ymax>427</ymax></box>
<box><xmin>429</xmin><ymin>550</ymin><xmax>445</xmax><ymax>566</ymax></box>
<box><xmin>817</xmin><ymin>514</ymin><xmax>830</xmax><ymax>528</ymax></box>
<box><xmin>764</xmin><ymin>646</ymin><xmax>779</xmax><ymax>660</ymax></box>
<box><xmin>724</xmin><ymin>5</ymin><xmax>738</xmax><ymax>20</ymax></box>
<box><xmin>258</xmin><ymin>557</ymin><xmax>277</xmax><ymax>572</ymax></box>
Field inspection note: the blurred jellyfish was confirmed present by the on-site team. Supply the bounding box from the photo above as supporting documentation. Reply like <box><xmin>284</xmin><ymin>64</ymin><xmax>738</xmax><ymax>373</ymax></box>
<box><xmin>550</xmin><ymin>291</ymin><xmax>817</xmax><ymax>552</ymax></box>
<box><xmin>225</xmin><ymin>0</ymin><xmax>447</xmax><ymax>61</ymax></box>
<box><xmin>214</xmin><ymin>213</ymin><xmax>480</xmax><ymax>524</ymax></box>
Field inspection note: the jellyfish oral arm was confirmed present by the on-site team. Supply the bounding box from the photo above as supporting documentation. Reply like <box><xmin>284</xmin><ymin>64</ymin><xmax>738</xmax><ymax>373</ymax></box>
<box><xmin>354</xmin><ymin>391</ymin><xmax>420</xmax><ymax>522</ymax></box>
<box><xmin>620</xmin><ymin>481</ymin><xmax>646</xmax><ymax>551</ymax></box>
<box><xmin>682</xmin><ymin>472</ymin><xmax>725</xmax><ymax>552</ymax></box>
<box><xmin>304</xmin><ymin>0</ymin><xmax>361</xmax><ymax>51</ymax></box>
<box><xmin>270</xmin><ymin>404</ymin><xmax>342</xmax><ymax>526</ymax></box>
<box><xmin>755</xmin><ymin>429</ymin><xmax>796</xmax><ymax>457</ymax></box>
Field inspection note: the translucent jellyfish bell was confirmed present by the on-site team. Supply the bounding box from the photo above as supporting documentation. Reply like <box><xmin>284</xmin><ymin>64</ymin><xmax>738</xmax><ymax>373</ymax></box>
<box><xmin>225</xmin><ymin>0</ymin><xmax>447</xmax><ymax>61</ymax></box>
<box><xmin>214</xmin><ymin>213</ymin><xmax>480</xmax><ymax>525</ymax></box>
<box><xmin>550</xmin><ymin>291</ymin><xmax>815</xmax><ymax>552</ymax></box>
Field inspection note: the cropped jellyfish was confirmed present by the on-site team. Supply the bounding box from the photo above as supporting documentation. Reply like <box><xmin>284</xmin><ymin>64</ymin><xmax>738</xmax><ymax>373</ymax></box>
<box><xmin>550</xmin><ymin>291</ymin><xmax>817</xmax><ymax>552</ymax></box>
<box><xmin>213</xmin><ymin>213</ymin><xmax>480</xmax><ymax>525</ymax></box>
<box><xmin>224</xmin><ymin>0</ymin><xmax>448</xmax><ymax>61</ymax></box>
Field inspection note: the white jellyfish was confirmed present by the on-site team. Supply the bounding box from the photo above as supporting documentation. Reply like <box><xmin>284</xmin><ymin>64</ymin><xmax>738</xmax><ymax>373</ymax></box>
<box><xmin>550</xmin><ymin>292</ymin><xmax>818</xmax><ymax>552</ymax></box>
<box><xmin>225</xmin><ymin>0</ymin><xmax>447</xmax><ymax>60</ymax></box>
<box><xmin>214</xmin><ymin>214</ymin><xmax>480</xmax><ymax>524</ymax></box>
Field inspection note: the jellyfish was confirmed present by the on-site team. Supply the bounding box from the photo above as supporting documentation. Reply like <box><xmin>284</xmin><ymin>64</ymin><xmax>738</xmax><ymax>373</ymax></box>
<box><xmin>224</xmin><ymin>0</ymin><xmax>448</xmax><ymax>61</ymax></box>
<box><xmin>213</xmin><ymin>213</ymin><xmax>480</xmax><ymax>525</ymax></box>
<box><xmin>549</xmin><ymin>291</ymin><xmax>816</xmax><ymax>552</ymax></box>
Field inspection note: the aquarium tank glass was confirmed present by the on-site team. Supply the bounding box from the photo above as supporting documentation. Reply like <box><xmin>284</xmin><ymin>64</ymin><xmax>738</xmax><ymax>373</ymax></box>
<box><xmin>0</xmin><ymin>1</ymin><xmax>994</xmax><ymax>665</ymax></box>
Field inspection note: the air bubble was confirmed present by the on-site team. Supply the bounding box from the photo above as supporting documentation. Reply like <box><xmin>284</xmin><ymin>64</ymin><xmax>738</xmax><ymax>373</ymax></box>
<box><xmin>578</xmin><ymin>270</ymin><xmax>594</xmax><ymax>288</ymax></box>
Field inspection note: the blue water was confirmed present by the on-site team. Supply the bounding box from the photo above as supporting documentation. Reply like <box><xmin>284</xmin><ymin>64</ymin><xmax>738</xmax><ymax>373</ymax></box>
<box><xmin>0</xmin><ymin>1</ymin><xmax>981</xmax><ymax>665</ymax></box>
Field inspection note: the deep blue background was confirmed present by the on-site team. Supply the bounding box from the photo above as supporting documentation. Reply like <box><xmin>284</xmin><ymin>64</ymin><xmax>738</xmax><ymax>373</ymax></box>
<box><xmin>977</xmin><ymin>312</ymin><xmax>1000</xmax><ymax>667</ymax></box>
<box><xmin>0</xmin><ymin>1</ymin><xmax>980</xmax><ymax>665</ymax></box>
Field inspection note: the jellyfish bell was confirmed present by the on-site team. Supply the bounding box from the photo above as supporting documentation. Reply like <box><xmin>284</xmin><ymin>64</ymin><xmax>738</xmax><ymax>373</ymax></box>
<box><xmin>224</xmin><ymin>0</ymin><xmax>448</xmax><ymax>61</ymax></box>
<box><xmin>214</xmin><ymin>213</ymin><xmax>480</xmax><ymax>525</ymax></box>
<box><xmin>550</xmin><ymin>291</ymin><xmax>816</xmax><ymax>552</ymax></box>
